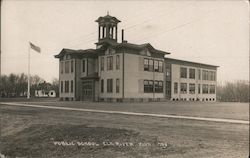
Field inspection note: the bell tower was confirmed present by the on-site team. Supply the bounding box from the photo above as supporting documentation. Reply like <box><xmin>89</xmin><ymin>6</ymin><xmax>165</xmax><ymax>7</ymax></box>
<box><xmin>95</xmin><ymin>12</ymin><xmax>121</xmax><ymax>44</ymax></box>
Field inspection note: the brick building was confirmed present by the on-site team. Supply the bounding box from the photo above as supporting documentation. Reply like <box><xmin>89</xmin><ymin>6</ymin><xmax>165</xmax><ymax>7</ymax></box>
<box><xmin>55</xmin><ymin>14</ymin><xmax>218</xmax><ymax>102</ymax></box>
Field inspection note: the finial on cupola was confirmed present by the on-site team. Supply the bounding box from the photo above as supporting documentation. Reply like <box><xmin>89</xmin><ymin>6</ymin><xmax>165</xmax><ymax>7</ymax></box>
<box><xmin>107</xmin><ymin>11</ymin><xmax>109</xmax><ymax>15</ymax></box>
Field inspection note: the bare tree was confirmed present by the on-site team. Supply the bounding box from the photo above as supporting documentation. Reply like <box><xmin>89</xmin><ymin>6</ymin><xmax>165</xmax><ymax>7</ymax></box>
<box><xmin>0</xmin><ymin>73</ymin><xmax>46</xmax><ymax>98</ymax></box>
<box><xmin>51</xmin><ymin>78</ymin><xmax>59</xmax><ymax>97</ymax></box>
<box><xmin>217</xmin><ymin>80</ymin><xmax>249</xmax><ymax>102</ymax></box>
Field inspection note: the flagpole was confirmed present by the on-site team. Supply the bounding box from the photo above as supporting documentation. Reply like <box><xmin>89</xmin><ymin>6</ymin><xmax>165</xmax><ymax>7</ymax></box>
<box><xmin>27</xmin><ymin>42</ymin><xmax>30</xmax><ymax>99</ymax></box>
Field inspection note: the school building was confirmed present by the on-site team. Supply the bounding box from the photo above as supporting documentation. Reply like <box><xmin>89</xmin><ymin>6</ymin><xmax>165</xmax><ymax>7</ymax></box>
<box><xmin>55</xmin><ymin>14</ymin><xmax>218</xmax><ymax>102</ymax></box>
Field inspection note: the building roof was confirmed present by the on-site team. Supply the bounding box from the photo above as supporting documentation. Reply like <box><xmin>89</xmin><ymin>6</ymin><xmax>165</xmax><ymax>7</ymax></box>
<box><xmin>54</xmin><ymin>48</ymin><xmax>99</xmax><ymax>58</ymax></box>
<box><xmin>95</xmin><ymin>14</ymin><xmax>121</xmax><ymax>23</ymax></box>
<box><xmin>99</xmin><ymin>40</ymin><xmax>170</xmax><ymax>55</ymax></box>
<box><xmin>165</xmin><ymin>57</ymin><xmax>219</xmax><ymax>68</ymax></box>
<box><xmin>54</xmin><ymin>41</ymin><xmax>170</xmax><ymax>59</ymax></box>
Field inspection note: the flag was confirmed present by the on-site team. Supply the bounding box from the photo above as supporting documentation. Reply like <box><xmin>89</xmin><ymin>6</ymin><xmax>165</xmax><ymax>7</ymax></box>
<box><xmin>30</xmin><ymin>42</ymin><xmax>41</xmax><ymax>53</ymax></box>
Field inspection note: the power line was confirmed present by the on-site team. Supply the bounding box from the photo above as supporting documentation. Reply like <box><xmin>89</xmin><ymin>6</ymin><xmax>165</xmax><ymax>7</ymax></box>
<box><xmin>120</xmin><ymin>2</ymin><xmax>196</xmax><ymax>42</ymax></box>
<box><xmin>66</xmin><ymin>38</ymin><xmax>97</xmax><ymax>49</ymax></box>
<box><xmin>131</xmin><ymin>8</ymin><xmax>218</xmax><ymax>43</ymax></box>
<box><xmin>123</xmin><ymin>2</ymin><xmax>194</xmax><ymax>31</ymax></box>
<box><xmin>50</xmin><ymin>2</ymin><xmax>205</xmax><ymax>50</ymax></box>
<box><xmin>59</xmin><ymin>31</ymin><xmax>97</xmax><ymax>47</ymax></box>
<box><xmin>54</xmin><ymin>2</ymin><xmax>194</xmax><ymax>49</ymax></box>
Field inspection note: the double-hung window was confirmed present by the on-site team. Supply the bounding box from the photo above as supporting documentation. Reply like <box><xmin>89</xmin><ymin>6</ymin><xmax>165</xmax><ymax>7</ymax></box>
<box><xmin>180</xmin><ymin>83</ymin><xmax>187</xmax><ymax>94</ymax></box>
<box><xmin>107</xmin><ymin>79</ymin><xmax>113</xmax><ymax>93</ymax></box>
<box><xmin>107</xmin><ymin>56</ymin><xmax>113</xmax><ymax>70</ymax></box>
<box><xmin>180</xmin><ymin>67</ymin><xmax>187</xmax><ymax>78</ymax></box>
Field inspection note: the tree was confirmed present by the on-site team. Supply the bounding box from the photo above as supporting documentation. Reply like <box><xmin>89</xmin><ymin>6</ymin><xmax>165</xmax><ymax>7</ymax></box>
<box><xmin>30</xmin><ymin>75</ymin><xmax>45</xmax><ymax>97</ymax></box>
<box><xmin>217</xmin><ymin>80</ymin><xmax>249</xmax><ymax>102</ymax></box>
<box><xmin>51</xmin><ymin>78</ymin><xmax>59</xmax><ymax>97</ymax></box>
<box><xmin>0</xmin><ymin>73</ymin><xmax>53</xmax><ymax>98</ymax></box>
<box><xmin>17</xmin><ymin>73</ymin><xmax>28</xmax><ymax>96</ymax></box>
<box><xmin>0</xmin><ymin>75</ymin><xmax>8</xmax><ymax>97</ymax></box>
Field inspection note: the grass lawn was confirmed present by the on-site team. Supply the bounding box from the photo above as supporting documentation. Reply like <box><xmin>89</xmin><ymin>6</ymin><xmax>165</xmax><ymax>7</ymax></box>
<box><xmin>0</xmin><ymin>101</ymin><xmax>249</xmax><ymax>158</ymax></box>
<box><xmin>15</xmin><ymin>100</ymin><xmax>249</xmax><ymax>120</ymax></box>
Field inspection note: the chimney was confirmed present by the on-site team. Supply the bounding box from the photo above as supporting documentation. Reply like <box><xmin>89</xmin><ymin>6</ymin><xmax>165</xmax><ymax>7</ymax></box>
<box><xmin>121</xmin><ymin>29</ymin><xmax>124</xmax><ymax>42</ymax></box>
<box><xmin>121</xmin><ymin>29</ymin><xmax>128</xmax><ymax>43</ymax></box>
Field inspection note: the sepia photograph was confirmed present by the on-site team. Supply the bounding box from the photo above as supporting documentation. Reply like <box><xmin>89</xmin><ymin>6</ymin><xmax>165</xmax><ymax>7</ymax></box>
<box><xmin>0</xmin><ymin>0</ymin><xmax>249</xmax><ymax>157</ymax></box>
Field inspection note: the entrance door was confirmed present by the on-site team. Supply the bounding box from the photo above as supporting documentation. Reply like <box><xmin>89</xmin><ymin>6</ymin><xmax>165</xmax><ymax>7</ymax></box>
<box><xmin>82</xmin><ymin>81</ymin><xmax>93</xmax><ymax>101</ymax></box>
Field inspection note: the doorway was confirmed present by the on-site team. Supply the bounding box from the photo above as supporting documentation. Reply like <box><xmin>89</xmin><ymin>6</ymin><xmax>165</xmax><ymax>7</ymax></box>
<box><xmin>82</xmin><ymin>80</ymin><xmax>94</xmax><ymax>101</ymax></box>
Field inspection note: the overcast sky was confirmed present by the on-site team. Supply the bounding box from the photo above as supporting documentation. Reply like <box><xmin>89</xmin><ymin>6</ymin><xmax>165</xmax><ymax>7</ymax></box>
<box><xmin>1</xmin><ymin>0</ymin><xmax>249</xmax><ymax>83</ymax></box>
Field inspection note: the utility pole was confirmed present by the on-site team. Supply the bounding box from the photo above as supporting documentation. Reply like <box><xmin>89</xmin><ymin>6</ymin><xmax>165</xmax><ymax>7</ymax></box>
<box><xmin>27</xmin><ymin>43</ymin><xmax>30</xmax><ymax>99</ymax></box>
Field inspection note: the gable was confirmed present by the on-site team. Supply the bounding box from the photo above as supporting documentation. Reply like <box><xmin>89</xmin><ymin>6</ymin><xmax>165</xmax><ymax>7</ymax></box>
<box><xmin>139</xmin><ymin>48</ymin><xmax>151</xmax><ymax>56</ymax></box>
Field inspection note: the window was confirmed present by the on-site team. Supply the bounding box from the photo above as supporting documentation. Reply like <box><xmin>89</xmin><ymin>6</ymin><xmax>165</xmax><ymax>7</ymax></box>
<box><xmin>189</xmin><ymin>83</ymin><xmax>195</xmax><ymax>94</ymax></box>
<box><xmin>144</xmin><ymin>80</ymin><xmax>154</xmax><ymax>93</ymax></box>
<box><xmin>60</xmin><ymin>62</ymin><xmax>64</xmax><ymax>74</ymax></box>
<box><xmin>66</xmin><ymin>54</ymin><xmax>70</xmax><ymax>60</ymax></box>
<box><xmin>180</xmin><ymin>83</ymin><xmax>187</xmax><ymax>94</ymax></box>
<box><xmin>202</xmin><ymin>70</ymin><xmax>209</xmax><ymax>80</ymax></box>
<box><xmin>154</xmin><ymin>81</ymin><xmax>163</xmax><ymax>93</ymax></box>
<box><xmin>180</xmin><ymin>67</ymin><xmax>187</xmax><ymax>78</ymax></box>
<box><xmin>166</xmin><ymin>67</ymin><xmax>171</xmax><ymax>77</ymax></box>
<box><xmin>101</xmin><ymin>79</ymin><xmax>104</xmax><ymax>93</ymax></box>
<box><xmin>61</xmin><ymin>81</ymin><xmax>63</xmax><ymax>93</ymax></box>
<box><xmin>189</xmin><ymin>68</ymin><xmax>195</xmax><ymax>79</ymax></box>
<box><xmin>107</xmin><ymin>56</ymin><xmax>113</xmax><ymax>70</ymax></box>
<box><xmin>154</xmin><ymin>60</ymin><xmax>159</xmax><ymax>72</ymax></box>
<box><xmin>65</xmin><ymin>61</ymin><xmax>70</xmax><ymax>73</ymax></box>
<box><xmin>144</xmin><ymin>80</ymin><xmax>149</xmax><ymax>93</ymax></box>
<box><xmin>82</xmin><ymin>60</ymin><xmax>85</xmax><ymax>73</ymax></box>
<box><xmin>210</xmin><ymin>85</ymin><xmax>215</xmax><ymax>94</ymax></box>
<box><xmin>154</xmin><ymin>81</ymin><xmax>159</xmax><ymax>92</ymax></box>
<box><xmin>210</xmin><ymin>71</ymin><xmax>214</xmax><ymax>81</ymax></box>
<box><xmin>208</xmin><ymin>71</ymin><xmax>212</xmax><ymax>81</ymax></box>
<box><xmin>210</xmin><ymin>71</ymin><xmax>216</xmax><ymax>81</ymax></box>
<box><xmin>144</xmin><ymin>80</ymin><xmax>162</xmax><ymax>93</ymax></box>
<box><xmin>158</xmin><ymin>81</ymin><xmax>163</xmax><ymax>93</ymax></box>
<box><xmin>107</xmin><ymin>48</ymin><xmax>111</xmax><ymax>54</ymax></box>
<box><xmin>107</xmin><ymin>79</ymin><xmax>113</xmax><ymax>93</ymax></box>
<box><xmin>149</xmin><ymin>80</ymin><xmax>154</xmax><ymax>92</ymax></box>
<box><xmin>198</xmin><ymin>69</ymin><xmax>201</xmax><ymax>80</ymax></box>
<box><xmin>101</xmin><ymin>57</ymin><xmax>104</xmax><ymax>71</ymax></box>
<box><xmin>116</xmin><ymin>55</ymin><xmax>120</xmax><ymax>70</ymax></box>
<box><xmin>116</xmin><ymin>78</ymin><xmax>120</xmax><ymax>93</ymax></box>
<box><xmin>174</xmin><ymin>82</ymin><xmax>178</xmax><ymax>94</ymax></box>
<box><xmin>71</xmin><ymin>60</ymin><xmax>74</xmax><ymax>73</ymax></box>
<box><xmin>198</xmin><ymin>84</ymin><xmax>201</xmax><ymax>94</ymax></box>
<box><xmin>159</xmin><ymin>61</ymin><xmax>163</xmax><ymax>72</ymax></box>
<box><xmin>71</xmin><ymin>80</ymin><xmax>73</xmax><ymax>93</ymax></box>
<box><xmin>202</xmin><ymin>70</ymin><xmax>205</xmax><ymax>80</ymax></box>
<box><xmin>144</xmin><ymin>59</ymin><xmax>162</xmax><ymax>72</ymax></box>
<box><xmin>149</xmin><ymin>59</ymin><xmax>153</xmax><ymax>71</ymax></box>
<box><xmin>144</xmin><ymin>58</ymin><xmax>149</xmax><ymax>71</ymax></box>
<box><xmin>205</xmin><ymin>71</ymin><xmax>209</xmax><ymax>80</ymax></box>
<box><xmin>202</xmin><ymin>84</ymin><xmax>209</xmax><ymax>94</ymax></box>
<box><xmin>65</xmin><ymin>81</ymin><xmax>69</xmax><ymax>93</ymax></box>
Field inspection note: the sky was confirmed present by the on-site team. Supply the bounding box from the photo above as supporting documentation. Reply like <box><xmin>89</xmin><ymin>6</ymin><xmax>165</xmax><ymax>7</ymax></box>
<box><xmin>1</xmin><ymin>0</ymin><xmax>249</xmax><ymax>83</ymax></box>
